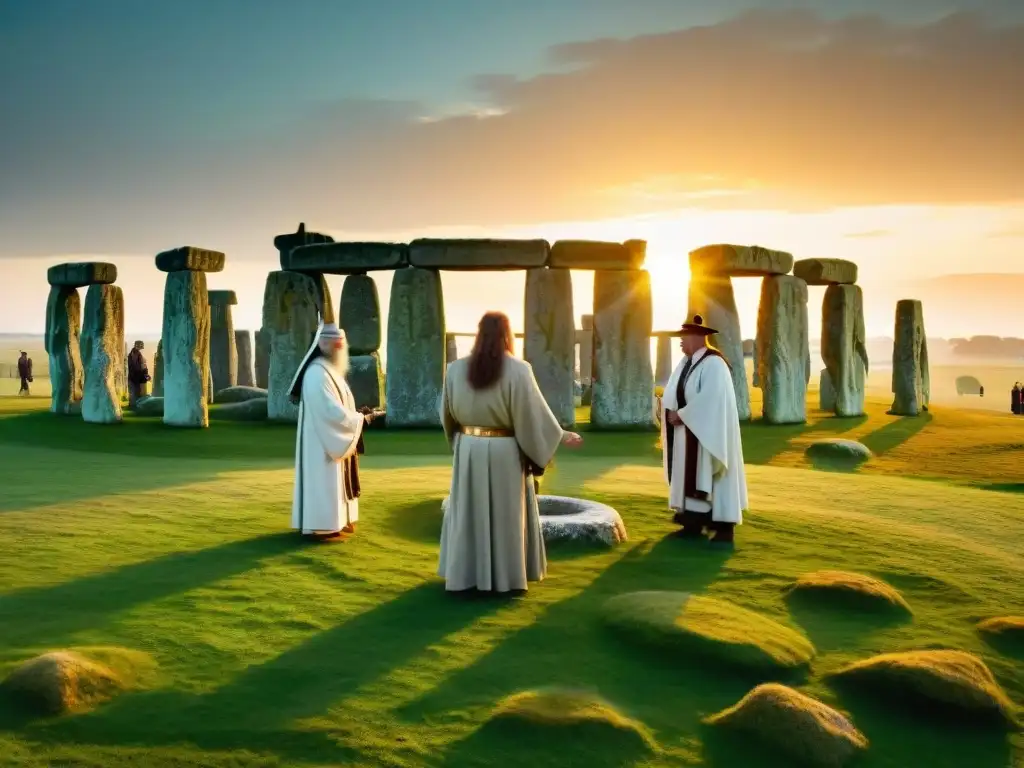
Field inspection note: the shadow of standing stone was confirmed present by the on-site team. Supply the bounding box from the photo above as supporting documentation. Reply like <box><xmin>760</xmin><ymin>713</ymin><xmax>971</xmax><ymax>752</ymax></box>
<box><xmin>80</xmin><ymin>284</ymin><xmax>125</xmax><ymax>424</ymax></box>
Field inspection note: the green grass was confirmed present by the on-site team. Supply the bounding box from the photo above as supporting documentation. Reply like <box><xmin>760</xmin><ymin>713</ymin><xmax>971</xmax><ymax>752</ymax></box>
<box><xmin>0</xmin><ymin>394</ymin><xmax>1022</xmax><ymax>766</ymax></box>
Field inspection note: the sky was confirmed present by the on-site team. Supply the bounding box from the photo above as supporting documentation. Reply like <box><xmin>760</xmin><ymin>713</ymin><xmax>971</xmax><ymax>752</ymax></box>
<box><xmin>2</xmin><ymin>0</ymin><xmax>1023</xmax><ymax>341</ymax></box>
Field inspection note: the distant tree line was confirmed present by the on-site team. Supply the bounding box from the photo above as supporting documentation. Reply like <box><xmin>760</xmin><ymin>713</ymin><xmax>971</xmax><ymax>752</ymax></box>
<box><xmin>948</xmin><ymin>336</ymin><xmax>1024</xmax><ymax>359</ymax></box>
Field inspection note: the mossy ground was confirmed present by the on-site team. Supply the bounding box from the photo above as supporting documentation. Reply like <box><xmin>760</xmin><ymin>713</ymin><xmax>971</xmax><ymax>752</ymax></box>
<box><xmin>0</xmin><ymin>393</ymin><xmax>1021</xmax><ymax>766</ymax></box>
<box><xmin>785</xmin><ymin>571</ymin><xmax>912</xmax><ymax>616</ymax></box>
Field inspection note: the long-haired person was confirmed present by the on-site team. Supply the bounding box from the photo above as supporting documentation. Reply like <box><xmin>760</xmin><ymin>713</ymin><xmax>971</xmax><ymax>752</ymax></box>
<box><xmin>438</xmin><ymin>311</ymin><xmax>583</xmax><ymax>594</ymax></box>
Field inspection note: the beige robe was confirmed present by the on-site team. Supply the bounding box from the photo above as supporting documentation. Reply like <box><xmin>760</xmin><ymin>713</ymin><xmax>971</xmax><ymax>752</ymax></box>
<box><xmin>291</xmin><ymin>358</ymin><xmax>364</xmax><ymax>534</ymax></box>
<box><xmin>438</xmin><ymin>355</ymin><xmax>564</xmax><ymax>592</ymax></box>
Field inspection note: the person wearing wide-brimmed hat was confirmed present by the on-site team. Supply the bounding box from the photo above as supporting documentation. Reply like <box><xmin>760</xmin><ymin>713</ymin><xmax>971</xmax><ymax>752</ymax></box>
<box><xmin>289</xmin><ymin>322</ymin><xmax>379</xmax><ymax>542</ymax></box>
<box><xmin>660</xmin><ymin>314</ymin><xmax>748</xmax><ymax>544</ymax></box>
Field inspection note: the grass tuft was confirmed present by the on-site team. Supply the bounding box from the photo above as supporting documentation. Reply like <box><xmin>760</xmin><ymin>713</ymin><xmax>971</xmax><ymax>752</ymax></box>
<box><xmin>704</xmin><ymin>682</ymin><xmax>868</xmax><ymax>767</ymax></box>
<box><xmin>602</xmin><ymin>591</ymin><xmax>815</xmax><ymax>673</ymax></box>
<box><xmin>785</xmin><ymin>570</ymin><xmax>912</xmax><ymax>616</ymax></box>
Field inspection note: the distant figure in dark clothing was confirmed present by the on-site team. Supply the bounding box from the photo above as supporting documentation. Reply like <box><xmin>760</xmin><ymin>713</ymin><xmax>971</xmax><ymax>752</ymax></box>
<box><xmin>17</xmin><ymin>351</ymin><xmax>32</xmax><ymax>396</ymax></box>
<box><xmin>979</xmin><ymin>385</ymin><xmax>984</xmax><ymax>398</ymax></box>
<box><xmin>1013</xmin><ymin>383</ymin><xmax>1021</xmax><ymax>415</ymax></box>
<box><xmin>126</xmin><ymin>340</ymin><xmax>151</xmax><ymax>408</ymax></box>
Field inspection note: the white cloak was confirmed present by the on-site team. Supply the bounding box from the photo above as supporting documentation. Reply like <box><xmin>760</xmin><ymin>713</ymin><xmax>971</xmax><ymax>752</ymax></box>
<box><xmin>661</xmin><ymin>348</ymin><xmax>749</xmax><ymax>524</ymax></box>
<box><xmin>291</xmin><ymin>357</ymin><xmax>364</xmax><ymax>533</ymax></box>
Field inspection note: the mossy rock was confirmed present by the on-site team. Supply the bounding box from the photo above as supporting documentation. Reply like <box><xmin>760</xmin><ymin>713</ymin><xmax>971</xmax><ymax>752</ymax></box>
<box><xmin>214</xmin><ymin>385</ymin><xmax>268</xmax><ymax>404</ymax></box>
<box><xmin>133</xmin><ymin>396</ymin><xmax>164</xmax><ymax>417</ymax></box>
<box><xmin>0</xmin><ymin>647</ymin><xmax>155</xmax><ymax>716</ymax></box>
<box><xmin>977</xmin><ymin>616</ymin><xmax>1024</xmax><ymax>655</ymax></box>
<box><xmin>465</xmin><ymin>688</ymin><xmax>657</xmax><ymax>763</ymax></box>
<box><xmin>805</xmin><ymin>439</ymin><xmax>872</xmax><ymax>468</ymax></box>
<box><xmin>210</xmin><ymin>397</ymin><xmax>268</xmax><ymax>422</ymax></box>
<box><xmin>785</xmin><ymin>571</ymin><xmax>912</xmax><ymax>615</ymax></box>
<box><xmin>602</xmin><ymin>591</ymin><xmax>815</xmax><ymax>673</ymax></box>
<box><xmin>704</xmin><ymin>683</ymin><xmax>867</xmax><ymax>767</ymax></box>
<box><xmin>827</xmin><ymin>650</ymin><xmax>1018</xmax><ymax>727</ymax></box>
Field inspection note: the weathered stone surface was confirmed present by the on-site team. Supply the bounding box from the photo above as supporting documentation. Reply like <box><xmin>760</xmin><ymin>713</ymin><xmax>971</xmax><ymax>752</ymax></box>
<box><xmin>409</xmin><ymin>239</ymin><xmax>549</xmax><ymax>270</ymax></box>
<box><xmin>254</xmin><ymin>329</ymin><xmax>270</xmax><ymax>389</ymax></box>
<box><xmin>273</xmin><ymin>222</ymin><xmax>334</xmax><ymax>259</ymax></box>
<box><xmin>794</xmin><ymin>258</ymin><xmax>858</xmax><ymax>286</ymax></box>
<box><xmin>690</xmin><ymin>244</ymin><xmax>794</xmax><ymax>277</ymax></box>
<box><xmin>80</xmin><ymin>284</ymin><xmax>124</xmax><ymax>424</ymax></box>
<box><xmin>688</xmin><ymin>272</ymin><xmax>750</xmax><ymax>420</ymax></box>
<box><xmin>445</xmin><ymin>334</ymin><xmax>459</xmax><ymax>366</ymax></box>
<box><xmin>47</xmin><ymin>262</ymin><xmax>117</xmax><ymax>288</ymax></box>
<box><xmin>654</xmin><ymin>336</ymin><xmax>673</xmax><ymax>387</ymax></box>
<box><xmin>207</xmin><ymin>367</ymin><xmax>214</xmax><ymax>405</ymax></box>
<box><xmin>209</xmin><ymin>300</ymin><xmax>237</xmax><ymax>392</ymax></box>
<box><xmin>578</xmin><ymin>314</ymin><xmax>594</xmax><ymax>385</ymax></box>
<box><xmin>235</xmin><ymin>330</ymin><xmax>255</xmax><ymax>387</ymax></box>
<box><xmin>161</xmin><ymin>270</ymin><xmax>211</xmax><ymax>427</ymax></box>
<box><xmin>152</xmin><ymin>340</ymin><xmax>164</xmax><ymax>396</ymax></box>
<box><xmin>311</xmin><ymin>272</ymin><xmax>336</xmax><ymax>325</ymax></box>
<box><xmin>524</xmin><ymin>268</ymin><xmax>576</xmax><ymax>428</ymax></box>
<box><xmin>339</xmin><ymin>274</ymin><xmax>381</xmax><ymax>354</ymax></box>
<box><xmin>262</xmin><ymin>271</ymin><xmax>325</xmax><ymax>422</ymax></box>
<box><xmin>135</xmin><ymin>395</ymin><xmax>164</xmax><ymax>417</ymax></box>
<box><xmin>891</xmin><ymin>299</ymin><xmax>930</xmax><ymax>416</ymax></box>
<box><xmin>155</xmin><ymin>247</ymin><xmax>225</xmax><ymax>273</ymax></box>
<box><xmin>591</xmin><ymin>270</ymin><xmax>655</xmax><ymax>429</ymax></box>
<box><xmin>349</xmin><ymin>353</ymin><xmax>385</xmax><ymax>410</ymax></box>
<box><xmin>756</xmin><ymin>276</ymin><xmax>809</xmax><ymax>424</ymax></box>
<box><xmin>819</xmin><ymin>368</ymin><xmax>836</xmax><ymax>411</ymax></box>
<box><xmin>821</xmin><ymin>285</ymin><xmax>868</xmax><ymax>417</ymax></box>
<box><xmin>385</xmin><ymin>267</ymin><xmax>445</xmax><ymax>427</ymax></box>
<box><xmin>751</xmin><ymin>338</ymin><xmax>760</xmax><ymax>387</ymax></box>
<box><xmin>45</xmin><ymin>286</ymin><xmax>84</xmax><ymax>414</ymax></box>
<box><xmin>548</xmin><ymin>240</ymin><xmax>644</xmax><ymax>270</ymax></box>
<box><xmin>214</xmin><ymin>385</ymin><xmax>267</xmax><ymax>403</ymax></box>
<box><xmin>805</xmin><ymin>438</ymin><xmax>872</xmax><ymax>466</ymax></box>
<box><xmin>286</xmin><ymin>242</ymin><xmax>407</xmax><ymax>274</ymax></box>
<box><xmin>208</xmin><ymin>290</ymin><xmax>237</xmax><ymax>305</ymax></box>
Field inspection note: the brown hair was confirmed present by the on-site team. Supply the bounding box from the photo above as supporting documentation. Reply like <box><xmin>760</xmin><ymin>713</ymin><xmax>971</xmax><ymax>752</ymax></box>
<box><xmin>467</xmin><ymin>311</ymin><xmax>515</xmax><ymax>390</ymax></box>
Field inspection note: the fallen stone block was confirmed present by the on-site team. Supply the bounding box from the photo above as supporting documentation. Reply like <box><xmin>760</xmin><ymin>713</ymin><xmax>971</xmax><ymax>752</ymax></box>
<box><xmin>690</xmin><ymin>244</ymin><xmax>794</xmax><ymax>277</ymax></box>
<box><xmin>285</xmin><ymin>242</ymin><xmax>408</xmax><ymax>274</ymax></box>
<box><xmin>47</xmin><ymin>262</ymin><xmax>118</xmax><ymax>287</ymax></box>
<box><xmin>409</xmin><ymin>238</ymin><xmax>549</xmax><ymax>270</ymax></box>
<box><xmin>155</xmin><ymin>247</ymin><xmax>225</xmax><ymax>273</ymax></box>
<box><xmin>548</xmin><ymin>240</ymin><xmax>644</xmax><ymax>270</ymax></box>
<box><xmin>794</xmin><ymin>258</ymin><xmax>858</xmax><ymax>286</ymax></box>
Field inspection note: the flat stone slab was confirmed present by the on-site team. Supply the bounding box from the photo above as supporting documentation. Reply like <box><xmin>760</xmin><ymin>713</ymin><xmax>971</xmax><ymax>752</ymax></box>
<box><xmin>689</xmin><ymin>244</ymin><xmax>794</xmax><ymax>277</ymax></box>
<box><xmin>208</xmin><ymin>290</ymin><xmax>238</xmax><ymax>305</ymax></box>
<box><xmin>47</xmin><ymin>262</ymin><xmax>117</xmax><ymax>287</ymax></box>
<box><xmin>794</xmin><ymin>258</ymin><xmax>858</xmax><ymax>285</ymax></box>
<box><xmin>284</xmin><ymin>242</ymin><xmax>408</xmax><ymax>274</ymax></box>
<box><xmin>156</xmin><ymin>247</ymin><xmax>225</xmax><ymax>273</ymax></box>
<box><xmin>273</xmin><ymin>223</ymin><xmax>334</xmax><ymax>255</ymax></box>
<box><xmin>409</xmin><ymin>239</ymin><xmax>549</xmax><ymax>270</ymax></box>
<box><xmin>548</xmin><ymin>240</ymin><xmax>644</xmax><ymax>270</ymax></box>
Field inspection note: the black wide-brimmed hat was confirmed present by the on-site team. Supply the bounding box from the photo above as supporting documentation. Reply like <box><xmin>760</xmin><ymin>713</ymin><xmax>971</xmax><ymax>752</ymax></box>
<box><xmin>680</xmin><ymin>314</ymin><xmax>718</xmax><ymax>336</ymax></box>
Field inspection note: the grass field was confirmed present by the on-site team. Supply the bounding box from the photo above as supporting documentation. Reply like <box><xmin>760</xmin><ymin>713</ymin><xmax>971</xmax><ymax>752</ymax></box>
<box><xmin>0</xmin><ymin>392</ymin><xmax>1022</xmax><ymax>767</ymax></box>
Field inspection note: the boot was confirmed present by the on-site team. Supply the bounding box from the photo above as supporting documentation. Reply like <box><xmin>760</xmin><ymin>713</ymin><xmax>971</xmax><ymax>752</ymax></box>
<box><xmin>708</xmin><ymin>521</ymin><xmax>735</xmax><ymax>545</ymax></box>
<box><xmin>672</xmin><ymin>510</ymin><xmax>707</xmax><ymax>539</ymax></box>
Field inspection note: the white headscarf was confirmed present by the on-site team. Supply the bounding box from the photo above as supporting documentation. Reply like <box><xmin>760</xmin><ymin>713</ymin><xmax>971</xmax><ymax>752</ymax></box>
<box><xmin>288</xmin><ymin>322</ymin><xmax>347</xmax><ymax>402</ymax></box>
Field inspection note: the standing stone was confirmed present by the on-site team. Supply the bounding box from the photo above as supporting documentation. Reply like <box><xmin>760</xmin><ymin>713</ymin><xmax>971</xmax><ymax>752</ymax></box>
<box><xmin>80</xmin><ymin>284</ymin><xmax>124</xmax><ymax>424</ymax></box>
<box><xmin>591</xmin><ymin>270</ymin><xmax>655</xmax><ymax>429</ymax></box>
<box><xmin>235</xmin><ymin>330</ymin><xmax>255</xmax><ymax>387</ymax></box>
<box><xmin>114</xmin><ymin>342</ymin><xmax>127</xmax><ymax>401</ymax></box>
<box><xmin>756</xmin><ymin>276</ymin><xmax>809</xmax><ymax>424</ymax></box>
<box><xmin>386</xmin><ymin>267</ymin><xmax>445</xmax><ymax>427</ymax></box>
<box><xmin>339</xmin><ymin>274</ymin><xmax>381</xmax><ymax>354</ymax></box>
<box><xmin>688</xmin><ymin>272</ymin><xmax>750</xmax><ymax>420</ymax></box>
<box><xmin>45</xmin><ymin>286</ymin><xmax>84</xmax><ymax>414</ymax></box>
<box><xmin>821</xmin><ymin>285</ymin><xmax>868</xmax><ymax>417</ymax></box>
<box><xmin>891</xmin><ymin>300</ymin><xmax>930</xmax><ymax>416</ymax></box>
<box><xmin>161</xmin><ymin>271</ymin><xmax>211</xmax><ymax>427</ymax></box>
<box><xmin>579</xmin><ymin>314</ymin><xmax>594</xmax><ymax>384</ymax></box>
<box><xmin>209</xmin><ymin>290</ymin><xmax>238</xmax><ymax>392</ymax></box>
<box><xmin>445</xmin><ymin>334</ymin><xmax>459</xmax><ymax>366</ymax></box>
<box><xmin>254</xmin><ymin>329</ymin><xmax>270</xmax><ymax>389</ymax></box>
<box><xmin>751</xmin><ymin>337</ymin><xmax>760</xmax><ymax>388</ymax></box>
<box><xmin>263</xmin><ymin>271</ymin><xmax>327</xmax><ymax>421</ymax></box>
<box><xmin>524</xmin><ymin>267</ymin><xmax>576</xmax><ymax>427</ymax></box>
<box><xmin>152</xmin><ymin>340</ymin><xmax>164</xmax><ymax>397</ymax></box>
<box><xmin>819</xmin><ymin>369</ymin><xmax>836</xmax><ymax>412</ymax></box>
<box><xmin>349</xmin><ymin>353</ymin><xmax>385</xmax><ymax>409</ymax></box>
<box><xmin>207</xmin><ymin>367</ymin><xmax>214</xmax><ymax>405</ymax></box>
<box><xmin>654</xmin><ymin>335</ymin><xmax>673</xmax><ymax>387</ymax></box>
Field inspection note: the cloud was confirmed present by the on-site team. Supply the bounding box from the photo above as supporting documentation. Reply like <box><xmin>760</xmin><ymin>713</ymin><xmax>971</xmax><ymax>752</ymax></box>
<box><xmin>2</xmin><ymin>8</ymin><xmax>1022</xmax><ymax>259</ymax></box>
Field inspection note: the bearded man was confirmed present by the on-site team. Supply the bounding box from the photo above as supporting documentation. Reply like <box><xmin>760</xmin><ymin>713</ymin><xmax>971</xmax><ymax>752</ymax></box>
<box><xmin>289</xmin><ymin>322</ymin><xmax>377</xmax><ymax>541</ymax></box>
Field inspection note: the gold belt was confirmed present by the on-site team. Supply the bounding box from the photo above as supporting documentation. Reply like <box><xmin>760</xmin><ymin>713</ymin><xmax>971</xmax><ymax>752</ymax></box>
<box><xmin>461</xmin><ymin>426</ymin><xmax>514</xmax><ymax>438</ymax></box>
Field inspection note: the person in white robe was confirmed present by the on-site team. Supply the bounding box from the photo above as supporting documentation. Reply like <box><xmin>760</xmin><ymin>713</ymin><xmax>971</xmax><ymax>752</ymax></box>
<box><xmin>289</xmin><ymin>322</ymin><xmax>378</xmax><ymax>541</ymax></box>
<box><xmin>661</xmin><ymin>314</ymin><xmax>749</xmax><ymax>543</ymax></box>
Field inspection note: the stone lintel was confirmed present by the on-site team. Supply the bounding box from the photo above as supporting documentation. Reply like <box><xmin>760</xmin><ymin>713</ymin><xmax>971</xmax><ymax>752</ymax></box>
<box><xmin>47</xmin><ymin>262</ymin><xmax>118</xmax><ymax>287</ymax></box>
<box><xmin>548</xmin><ymin>240</ymin><xmax>645</xmax><ymax>270</ymax></box>
<box><xmin>409</xmin><ymin>238</ymin><xmax>549</xmax><ymax>270</ymax></box>
<box><xmin>284</xmin><ymin>242</ymin><xmax>408</xmax><ymax>274</ymax></box>
<box><xmin>273</xmin><ymin>222</ymin><xmax>334</xmax><ymax>255</ymax></box>
<box><xmin>156</xmin><ymin>247</ymin><xmax>226</xmax><ymax>273</ymax></box>
<box><xmin>793</xmin><ymin>258</ymin><xmax>858</xmax><ymax>285</ymax></box>
<box><xmin>208</xmin><ymin>289</ymin><xmax>238</xmax><ymax>305</ymax></box>
<box><xmin>689</xmin><ymin>244</ymin><xmax>794</xmax><ymax>277</ymax></box>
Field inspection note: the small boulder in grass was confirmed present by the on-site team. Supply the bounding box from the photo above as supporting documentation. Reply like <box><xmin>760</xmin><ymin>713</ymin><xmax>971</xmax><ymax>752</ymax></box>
<box><xmin>214</xmin><ymin>385</ymin><xmax>268</xmax><ymax>404</ymax></box>
<box><xmin>805</xmin><ymin>439</ymin><xmax>872</xmax><ymax>468</ymax></box>
<box><xmin>704</xmin><ymin>683</ymin><xmax>868</xmax><ymax>767</ymax></box>
<box><xmin>976</xmin><ymin>616</ymin><xmax>1024</xmax><ymax>654</ymax></box>
<box><xmin>785</xmin><ymin>570</ymin><xmax>912</xmax><ymax>616</ymax></box>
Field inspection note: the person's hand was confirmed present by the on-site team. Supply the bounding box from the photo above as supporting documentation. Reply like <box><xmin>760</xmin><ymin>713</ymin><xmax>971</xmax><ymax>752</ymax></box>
<box><xmin>666</xmin><ymin>410</ymin><xmax>683</xmax><ymax>426</ymax></box>
<box><xmin>561</xmin><ymin>431</ymin><xmax>583</xmax><ymax>449</ymax></box>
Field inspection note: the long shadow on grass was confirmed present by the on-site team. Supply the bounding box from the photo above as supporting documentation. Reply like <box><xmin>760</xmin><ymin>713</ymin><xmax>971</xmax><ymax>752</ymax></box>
<box><xmin>740</xmin><ymin>413</ymin><xmax>865</xmax><ymax>465</ymax></box>
<box><xmin>399</xmin><ymin>533</ymin><xmax>752</xmax><ymax>764</ymax></box>
<box><xmin>20</xmin><ymin>582</ymin><xmax>504</xmax><ymax>765</ymax></box>
<box><xmin>0</xmin><ymin>533</ymin><xmax>297</xmax><ymax>652</ymax></box>
<box><xmin>859</xmin><ymin>411</ymin><xmax>933</xmax><ymax>455</ymax></box>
